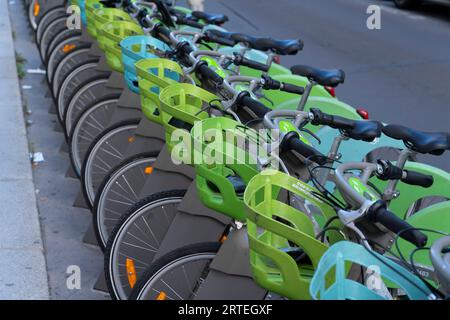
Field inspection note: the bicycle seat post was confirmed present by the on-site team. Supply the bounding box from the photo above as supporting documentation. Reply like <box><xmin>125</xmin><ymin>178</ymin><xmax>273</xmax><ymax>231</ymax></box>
<box><xmin>235</xmin><ymin>45</ymin><xmax>251</xmax><ymax>75</ymax></box>
<box><xmin>382</xmin><ymin>148</ymin><xmax>416</xmax><ymax>202</ymax></box>
<box><xmin>263</xmin><ymin>53</ymin><xmax>276</xmax><ymax>75</ymax></box>
<box><xmin>315</xmin><ymin>134</ymin><xmax>349</xmax><ymax>187</ymax></box>
<box><xmin>297</xmin><ymin>80</ymin><xmax>316</xmax><ymax>111</ymax></box>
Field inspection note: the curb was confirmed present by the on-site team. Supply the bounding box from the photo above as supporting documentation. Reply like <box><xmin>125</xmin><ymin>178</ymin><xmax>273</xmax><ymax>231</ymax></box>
<box><xmin>0</xmin><ymin>1</ymin><xmax>49</xmax><ymax>300</ymax></box>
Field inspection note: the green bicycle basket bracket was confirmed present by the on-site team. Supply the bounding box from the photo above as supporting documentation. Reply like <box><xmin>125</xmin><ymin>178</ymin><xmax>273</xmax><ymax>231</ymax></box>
<box><xmin>310</xmin><ymin>241</ymin><xmax>432</xmax><ymax>300</ymax></box>
<box><xmin>85</xmin><ymin>0</ymin><xmax>103</xmax><ymax>37</ymax></box>
<box><xmin>159</xmin><ymin>83</ymin><xmax>223</xmax><ymax>158</ymax></box>
<box><xmin>136</xmin><ymin>58</ymin><xmax>184</xmax><ymax>125</ymax></box>
<box><xmin>191</xmin><ymin>117</ymin><xmax>262</xmax><ymax>221</ymax></box>
<box><xmin>243</xmin><ymin>169</ymin><xmax>342</xmax><ymax>300</ymax></box>
<box><xmin>93</xmin><ymin>8</ymin><xmax>133</xmax><ymax>49</ymax></box>
<box><xmin>98</xmin><ymin>20</ymin><xmax>144</xmax><ymax>73</ymax></box>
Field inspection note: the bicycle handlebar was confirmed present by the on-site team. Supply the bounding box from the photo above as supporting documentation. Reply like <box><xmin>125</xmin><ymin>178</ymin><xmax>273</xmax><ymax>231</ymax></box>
<box><xmin>261</xmin><ymin>75</ymin><xmax>305</xmax><ymax>95</ymax></box>
<box><xmin>237</xmin><ymin>93</ymin><xmax>271</xmax><ymax>118</ymax></box>
<box><xmin>284</xmin><ymin>133</ymin><xmax>327</xmax><ymax>165</ymax></box>
<box><xmin>151</xmin><ymin>23</ymin><xmax>172</xmax><ymax>43</ymax></box>
<box><xmin>367</xmin><ymin>201</ymin><xmax>428</xmax><ymax>248</ymax></box>
<box><xmin>99</xmin><ymin>0</ymin><xmax>121</xmax><ymax>8</ymax></box>
<box><xmin>430</xmin><ymin>236</ymin><xmax>450</xmax><ymax>290</ymax></box>
<box><xmin>233</xmin><ymin>53</ymin><xmax>270</xmax><ymax>72</ymax></box>
<box><xmin>310</xmin><ymin>108</ymin><xmax>355</xmax><ymax>130</ymax></box>
<box><xmin>203</xmin><ymin>30</ymin><xmax>236</xmax><ymax>47</ymax></box>
<box><xmin>376</xmin><ymin>160</ymin><xmax>434</xmax><ymax>188</ymax></box>
<box><xmin>402</xmin><ymin>170</ymin><xmax>434</xmax><ymax>188</ymax></box>
<box><xmin>176</xmin><ymin>16</ymin><xmax>205</xmax><ymax>29</ymax></box>
<box><xmin>196</xmin><ymin>62</ymin><xmax>224</xmax><ymax>85</ymax></box>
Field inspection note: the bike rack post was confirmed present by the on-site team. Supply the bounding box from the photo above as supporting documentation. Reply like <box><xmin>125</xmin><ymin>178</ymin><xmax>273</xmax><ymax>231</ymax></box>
<box><xmin>136</xmin><ymin>146</ymin><xmax>196</xmax><ymax>200</ymax></box>
<box><xmin>101</xmin><ymin>88</ymin><xmax>142</xmax><ymax>126</ymax></box>
<box><xmin>194</xmin><ymin>229</ymin><xmax>267</xmax><ymax>300</ymax></box>
<box><xmin>152</xmin><ymin>183</ymin><xmax>232</xmax><ymax>260</ymax></box>
<box><xmin>65</xmin><ymin>164</ymin><xmax>78</xmax><ymax>179</ymax></box>
<box><xmin>60</xmin><ymin>142</ymin><xmax>69</xmax><ymax>155</ymax></box>
<box><xmin>73</xmin><ymin>191</ymin><xmax>90</xmax><ymax>209</ymax></box>
<box><xmin>93</xmin><ymin>271</ymin><xmax>109</xmax><ymax>293</ymax></box>
<box><xmin>82</xmin><ymin>223</ymin><xmax>99</xmax><ymax>246</ymax></box>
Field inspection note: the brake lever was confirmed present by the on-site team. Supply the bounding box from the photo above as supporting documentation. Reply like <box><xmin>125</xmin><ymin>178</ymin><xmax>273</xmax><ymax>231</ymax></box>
<box><xmin>259</xmin><ymin>94</ymin><xmax>274</xmax><ymax>107</ymax></box>
<box><xmin>299</xmin><ymin>127</ymin><xmax>321</xmax><ymax>145</ymax></box>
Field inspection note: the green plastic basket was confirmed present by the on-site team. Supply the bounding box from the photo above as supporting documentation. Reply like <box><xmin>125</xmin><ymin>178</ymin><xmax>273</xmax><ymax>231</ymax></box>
<box><xmin>98</xmin><ymin>21</ymin><xmax>144</xmax><ymax>73</ymax></box>
<box><xmin>85</xmin><ymin>0</ymin><xmax>102</xmax><ymax>38</ymax></box>
<box><xmin>93</xmin><ymin>8</ymin><xmax>133</xmax><ymax>49</ymax></box>
<box><xmin>243</xmin><ymin>169</ymin><xmax>342</xmax><ymax>300</ymax></box>
<box><xmin>191</xmin><ymin>117</ymin><xmax>263</xmax><ymax>221</ymax></box>
<box><xmin>159</xmin><ymin>83</ymin><xmax>222</xmax><ymax>156</ymax></box>
<box><xmin>136</xmin><ymin>58</ymin><xmax>184</xmax><ymax>125</ymax></box>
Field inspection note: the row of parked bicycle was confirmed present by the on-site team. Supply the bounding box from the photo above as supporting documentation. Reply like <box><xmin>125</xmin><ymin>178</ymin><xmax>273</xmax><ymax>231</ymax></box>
<box><xmin>25</xmin><ymin>0</ymin><xmax>449</xmax><ymax>300</ymax></box>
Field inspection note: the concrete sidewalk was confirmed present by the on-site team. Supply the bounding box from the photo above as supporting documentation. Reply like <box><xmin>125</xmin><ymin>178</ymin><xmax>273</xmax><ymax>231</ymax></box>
<box><xmin>0</xmin><ymin>1</ymin><xmax>49</xmax><ymax>299</ymax></box>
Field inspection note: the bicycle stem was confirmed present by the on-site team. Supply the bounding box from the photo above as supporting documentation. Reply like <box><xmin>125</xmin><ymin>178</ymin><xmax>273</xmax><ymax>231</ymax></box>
<box><xmin>382</xmin><ymin>148</ymin><xmax>417</xmax><ymax>202</ymax></box>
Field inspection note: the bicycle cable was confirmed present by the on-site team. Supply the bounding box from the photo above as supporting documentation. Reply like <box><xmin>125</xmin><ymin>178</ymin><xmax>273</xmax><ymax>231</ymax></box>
<box><xmin>394</xmin><ymin>227</ymin><xmax>449</xmax><ymax>298</ymax></box>
<box><xmin>305</xmin><ymin>158</ymin><xmax>347</xmax><ymax>211</ymax></box>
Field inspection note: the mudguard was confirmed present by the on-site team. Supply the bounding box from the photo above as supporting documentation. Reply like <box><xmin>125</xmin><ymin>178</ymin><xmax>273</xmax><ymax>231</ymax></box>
<box><xmin>313</xmin><ymin>127</ymin><xmax>406</xmax><ymax>163</ymax></box>
<box><xmin>396</xmin><ymin>201</ymin><xmax>450</xmax><ymax>285</ymax></box>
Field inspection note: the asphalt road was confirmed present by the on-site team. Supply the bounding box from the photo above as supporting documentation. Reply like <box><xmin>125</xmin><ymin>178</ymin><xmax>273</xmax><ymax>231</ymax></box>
<box><xmin>196</xmin><ymin>0</ymin><xmax>450</xmax><ymax>171</ymax></box>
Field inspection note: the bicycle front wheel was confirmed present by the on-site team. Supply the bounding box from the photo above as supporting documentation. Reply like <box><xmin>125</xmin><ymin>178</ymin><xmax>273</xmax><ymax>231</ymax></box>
<box><xmin>69</xmin><ymin>95</ymin><xmax>120</xmax><ymax>176</ymax></box>
<box><xmin>93</xmin><ymin>152</ymin><xmax>159</xmax><ymax>250</ymax></box>
<box><xmin>128</xmin><ymin>242</ymin><xmax>221</xmax><ymax>300</ymax></box>
<box><xmin>80</xmin><ymin>120</ymin><xmax>140</xmax><ymax>207</ymax></box>
<box><xmin>104</xmin><ymin>190</ymin><xmax>187</xmax><ymax>299</ymax></box>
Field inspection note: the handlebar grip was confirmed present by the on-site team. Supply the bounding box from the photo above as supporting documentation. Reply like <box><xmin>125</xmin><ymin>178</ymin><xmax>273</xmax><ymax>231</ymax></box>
<box><xmin>286</xmin><ymin>136</ymin><xmax>327</xmax><ymax>165</ymax></box>
<box><xmin>261</xmin><ymin>75</ymin><xmax>304</xmax><ymax>95</ymax></box>
<box><xmin>203</xmin><ymin>32</ymin><xmax>236</xmax><ymax>47</ymax></box>
<box><xmin>402</xmin><ymin>170</ymin><xmax>434</xmax><ymax>188</ymax></box>
<box><xmin>234</xmin><ymin>55</ymin><xmax>269</xmax><ymax>72</ymax></box>
<box><xmin>310</xmin><ymin>108</ymin><xmax>355</xmax><ymax>130</ymax></box>
<box><xmin>196</xmin><ymin>62</ymin><xmax>224</xmax><ymax>85</ymax></box>
<box><xmin>177</xmin><ymin>17</ymin><xmax>205</xmax><ymax>29</ymax></box>
<box><xmin>368</xmin><ymin>202</ymin><xmax>428</xmax><ymax>247</ymax></box>
<box><xmin>281</xmin><ymin>83</ymin><xmax>305</xmax><ymax>95</ymax></box>
<box><xmin>152</xmin><ymin>24</ymin><xmax>172</xmax><ymax>43</ymax></box>
<box><xmin>238</xmin><ymin>94</ymin><xmax>271</xmax><ymax>118</ymax></box>
<box><xmin>99</xmin><ymin>0</ymin><xmax>120</xmax><ymax>8</ymax></box>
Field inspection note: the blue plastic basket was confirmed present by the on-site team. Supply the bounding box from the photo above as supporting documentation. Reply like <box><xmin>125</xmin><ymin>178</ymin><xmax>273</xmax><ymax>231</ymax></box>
<box><xmin>76</xmin><ymin>0</ymin><xmax>87</xmax><ymax>25</ymax></box>
<box><xmin>309</xmin><ymin>241</ymin><xmax>432</xmax><ymax>300</ymax></box>
<box><xmin>120</xmin><ymin>36</ymin><xmax>171</xmax><ymax>94</ymax></box>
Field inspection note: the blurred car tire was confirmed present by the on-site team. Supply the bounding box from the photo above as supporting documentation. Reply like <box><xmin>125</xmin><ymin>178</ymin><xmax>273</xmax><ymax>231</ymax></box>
<box><xmin>394</xmin><ymin>0</ymin><xmax>421</xmax><ymax>9</ymax></box>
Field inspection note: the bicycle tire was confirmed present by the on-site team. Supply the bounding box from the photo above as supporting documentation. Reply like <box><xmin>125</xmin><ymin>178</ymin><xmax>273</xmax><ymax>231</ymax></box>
<box><xmin>93</xmin><ymin>151</ymin><xmax>160</xmax><ymax>250</ymax></box>
<box><xmin>63</xmin><ymin>74</ymin><xmax>111</xmax><ymax>137</ymax></box>
<box><xmin>80</xmin><ymin>119</ymin><xmax>141</xmax><ymax>207</ymax></box>
<box><xmin>128</xmin><ymin>242</ymin><xmax>221</xmax><ymax>300</ymax></box>
<box><xmin>68</xmin><ymin>94</ymin><xmax>121</xmax><ymax>175</ymax></box>
<box><xmin>104</xmin><ymin>189</ymin><xmax>188</xmax><ymax>299</ymax></box>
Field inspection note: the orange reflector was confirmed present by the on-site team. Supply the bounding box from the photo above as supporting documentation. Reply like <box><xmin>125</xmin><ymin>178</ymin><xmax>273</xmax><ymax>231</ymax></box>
<box><xmin>128</xmin><ymin>136</ymin><xmax>136</xmax><ymax>143</ymax></box>
<box><xmin>33</xmin><ymin>2</ymin><xmax>40</xmax><ymax>17</ymax></box>
<box><xmin>144</xmin><ymin>166</ymin><xmax>153</xmax><ymax>175</ymax></box>
<box><xmin>62</xmin><ymin>44</ymin><xmax>76</xmax><ymax>53</ymax></box>
<box><xmin>219</xmin><ymin>234</ymin><xmax>228</xmax><ymax>243</ymax></box>
<box><xmin>126</xmin><ymin>258</ymin><xmax>137</xmax><ymax>289</ymax></box>
<box><xmin>156</xmin><ymin>291</ymin><xmax>167</xmax><ymax>300</ymax></box>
